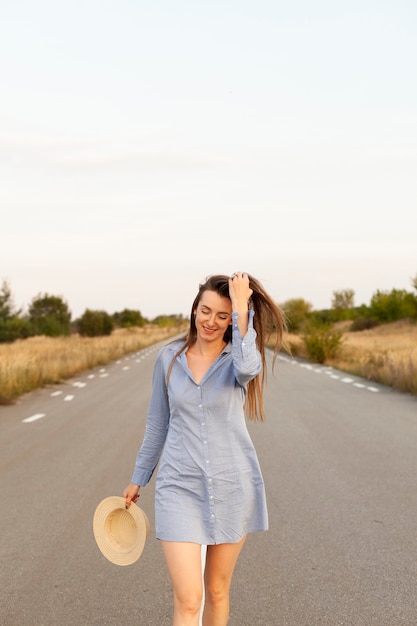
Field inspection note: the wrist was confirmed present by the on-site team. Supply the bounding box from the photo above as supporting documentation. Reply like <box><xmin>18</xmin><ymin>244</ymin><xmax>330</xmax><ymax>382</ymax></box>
<box><xmin>232</xmin><ymin>306</ymin><xmax>249</xmax><ymax>316</ymax></box>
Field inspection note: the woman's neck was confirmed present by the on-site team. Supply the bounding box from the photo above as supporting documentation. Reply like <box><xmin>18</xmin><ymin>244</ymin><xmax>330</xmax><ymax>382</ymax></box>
<box><xmin>189</xmin><ymin>337</ymin><xmax>226</xmax><ymax>358</ymax></box>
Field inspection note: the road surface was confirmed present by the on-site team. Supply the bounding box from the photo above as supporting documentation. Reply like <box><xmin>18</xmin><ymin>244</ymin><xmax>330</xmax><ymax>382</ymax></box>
<box><xmin>1</xmin><ymin>344</ymin><xmax>417</xmax><ymax>625</ymax></box>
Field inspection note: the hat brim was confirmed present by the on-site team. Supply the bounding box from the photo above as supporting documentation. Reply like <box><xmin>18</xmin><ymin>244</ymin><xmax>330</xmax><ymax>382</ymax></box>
<box><xmin>93</xmin><ymin>496</ymin><xmax>150</xmax><ymax>566</ymax></box>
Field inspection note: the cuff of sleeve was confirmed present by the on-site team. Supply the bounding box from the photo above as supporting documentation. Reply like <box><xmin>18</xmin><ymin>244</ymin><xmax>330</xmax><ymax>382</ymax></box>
<box><xmin>231</xmin><ymin>309</ymin><xmax>255</xmax><ymax>329</ymax></box>
<box><xmin>232</xmin><ymin>310</ymin><xmax>257</xmax><ymax>357</ymax></box>
<box><xmin>131</xmin><ymin>467</ymin><xmax>153</xmax><ymax>486</ymax></box>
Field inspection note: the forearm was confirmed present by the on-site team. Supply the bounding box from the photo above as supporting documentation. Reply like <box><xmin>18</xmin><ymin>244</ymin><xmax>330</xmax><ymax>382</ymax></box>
<box><xmin>232</xmin><ymin>306</ymin><xmax>249</xmax><ymax>336</ymax></box>
<box><xmin>131</xmin><ymin>419</ymin><xmax>168</xmax><ymax>485</ymax></box>
<box><xmin>229</xmin><ymin>272</ymin><xmax>252</xmax><ymax>336</ymax></box>
<box><xmin>231</xmin><ymin>310</ymin><xmax>262</xmax><ymax>383</ymax></box>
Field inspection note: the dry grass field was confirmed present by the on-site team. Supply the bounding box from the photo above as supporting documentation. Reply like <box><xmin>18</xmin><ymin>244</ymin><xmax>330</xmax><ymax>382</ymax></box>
<box><xmin>285</xmin><ymin>320</ymin><xmax>417</xmax><ymax>395</ymax></box>
<box><xmin>0</xmin><ymin>324</ymin><xmax>187</xmax><ymax>405</ymax></box>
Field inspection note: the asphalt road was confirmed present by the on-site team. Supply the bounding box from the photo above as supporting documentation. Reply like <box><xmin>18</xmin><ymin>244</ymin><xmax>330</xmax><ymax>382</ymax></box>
<box><xmin>1</xmin><ymin>344</ymin><xmax>417</xmax><ymax>626</ymax></box>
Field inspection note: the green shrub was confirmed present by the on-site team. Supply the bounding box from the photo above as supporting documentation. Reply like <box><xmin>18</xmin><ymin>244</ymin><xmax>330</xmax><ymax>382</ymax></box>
<box><xmin>0</xmin><ymin>317</ymin><xmax>32</xmax><ymax>343</ymax></box>
<box><xmin>151</xmin><ymin>314</ymin><xmax>185</xmax><ymax>328</ymax></box>
<box><xmin>302</xmin><ymin>324</ymin><xmax>344</xmax><ymax>364</ymax></box>
<box><xmin>28</xmin><ymin>293</ymin><xmax>71</xmax><ymax>336</ymax></box>
<box><xmin>281</xmin><ymin>298</ymin><xmax>313</xmax><ymax>332</ymax></box>
<box><xmin>113</xmin><ymin>308</ymin><xmax>146</xmax><ymax>328</ymax></box>
<box><xmin>369</xmin><ymin>289</ymin><xmax>417</xmax><ymax>322</ymax></box>
<box><xmin>350</xmin><ymin>317</ymin><xmax>380</xmax><ymax>332</ymax></box>
<box><xmin>77</xmin><ymin>309</ymin><xmax>114</xmax><ymax>337</ymax></box>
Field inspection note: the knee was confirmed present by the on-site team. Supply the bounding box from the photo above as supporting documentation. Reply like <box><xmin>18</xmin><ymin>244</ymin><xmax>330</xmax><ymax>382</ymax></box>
<box><xmin>174</xmin><ymin>590</ymin><xmax>203</xmax><ymax>616</ymax></box>
<box><xmin>205</xmin><ymin>581</ymin><xmax>229</xmax><ymax>608</ymax></box>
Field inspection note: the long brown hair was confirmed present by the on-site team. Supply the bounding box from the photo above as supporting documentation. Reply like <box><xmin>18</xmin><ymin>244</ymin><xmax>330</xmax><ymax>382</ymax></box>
<box><xmin>168</xmin><ymin>274</ymin><xmax>287</xmax><ymax>421</ymax></box>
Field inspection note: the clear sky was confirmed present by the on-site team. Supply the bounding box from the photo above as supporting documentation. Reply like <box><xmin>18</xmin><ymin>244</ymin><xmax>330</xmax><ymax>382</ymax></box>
<box><xmin>1</xmin><ymin>1</ymin><xmax>416</xmax><ymax>319</ymax></box>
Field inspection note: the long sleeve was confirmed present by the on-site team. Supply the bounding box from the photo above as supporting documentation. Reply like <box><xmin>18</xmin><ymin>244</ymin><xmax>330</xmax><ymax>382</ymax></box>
<box><xmin>231</xmin><ymin>309</ymin><xmax>262</xmax><ymax>386</ymax></box>
<box><xmin>131</xmin><ymin>351</ymin><xmax>170</xmax><ymax>486</ymax></box>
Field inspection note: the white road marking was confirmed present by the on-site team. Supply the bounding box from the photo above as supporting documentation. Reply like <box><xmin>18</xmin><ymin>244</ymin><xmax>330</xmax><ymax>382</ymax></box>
<box><xmin>23</xmin><ymin>413</ymin><xmax>46</xmax><ymax>423</ymax></box>
<box><xmin>21</xmin><ymin>347</ymin><xmax>159</xmax><ymax>425</ymax></box>
<box><xmin>278</xmin><ymin>355</ymin><xmax>380</xmax><ymax>393</ymax></box>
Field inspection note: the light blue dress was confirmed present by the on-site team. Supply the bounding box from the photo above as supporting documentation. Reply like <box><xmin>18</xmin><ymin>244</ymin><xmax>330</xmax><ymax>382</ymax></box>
<box><xmin>131</xmin><ymin>311</ymin><xmax>269</xmax><ymax>544</ymax></box>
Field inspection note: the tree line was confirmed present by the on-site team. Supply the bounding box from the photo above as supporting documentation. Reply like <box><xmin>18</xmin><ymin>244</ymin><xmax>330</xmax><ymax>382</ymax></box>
<box><xmin>281</xmin><ymin>273</ymin><xmax>417</xmax><ymax>363</ymax></box>
<box><xmin>283</xmin><ymin>273</ymin><xmax>417</xmax><ymax>333</ymax></box>
<box><xmin>0</xmin><ymin>280</ymin><xmax>184</xmax><ymax>342</ymax></box>
<box><xmin>1</xmin><ymin>274</ymin><xmax>416</xmax><ymax>345</ymax></box>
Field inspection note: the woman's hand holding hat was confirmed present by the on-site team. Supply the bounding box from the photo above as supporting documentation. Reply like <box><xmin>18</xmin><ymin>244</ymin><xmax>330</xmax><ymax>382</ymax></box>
<box><xmin>123</xmin><ymin>483</ymin><xmax>140</xmax><ymax>508</ymax></box>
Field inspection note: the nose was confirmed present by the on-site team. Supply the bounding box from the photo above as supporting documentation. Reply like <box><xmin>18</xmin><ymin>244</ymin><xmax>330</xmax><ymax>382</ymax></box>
<box><xmin>207</xmin><ymin>313</ymin><xmax>216</xmax><ymax>326</ymax></box>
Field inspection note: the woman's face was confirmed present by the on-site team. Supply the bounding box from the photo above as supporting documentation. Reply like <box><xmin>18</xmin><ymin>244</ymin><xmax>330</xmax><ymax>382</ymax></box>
<box><xmin>194</xmin><ymin>289</ymin><xmax>232</xmax><ymax>342</ymax></box>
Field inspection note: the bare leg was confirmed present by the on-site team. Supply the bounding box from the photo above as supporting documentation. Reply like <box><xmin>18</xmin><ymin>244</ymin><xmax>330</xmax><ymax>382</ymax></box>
<box><xmin>202</xmin><ymin>535</ymin><xmax>247</xmax><ymax>626</ymax></box>
<box><xmin>161</xmin><ymin>541</ymin><xmax>204</xmax><ymax>626</ymax></box>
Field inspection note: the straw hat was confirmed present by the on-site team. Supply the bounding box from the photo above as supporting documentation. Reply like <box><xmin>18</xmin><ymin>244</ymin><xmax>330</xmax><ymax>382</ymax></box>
<box><xmin>93</xmin><ymin>496</ymin><xmax>150</xmax><ymax>566</ymax></box>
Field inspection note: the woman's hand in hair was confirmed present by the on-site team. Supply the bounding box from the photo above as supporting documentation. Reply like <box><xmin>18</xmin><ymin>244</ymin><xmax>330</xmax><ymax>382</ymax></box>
<box><xmin>229</xmin><ymin>272</ymin><xmax>253</xmax><ymax>336</ymax></box>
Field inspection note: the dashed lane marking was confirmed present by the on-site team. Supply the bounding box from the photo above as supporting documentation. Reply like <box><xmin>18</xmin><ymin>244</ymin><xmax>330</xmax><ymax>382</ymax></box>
<box><xmin>22</xmin><ymin>413</ymin><xmax>46</xmax><ymax>423</ymax></box>
<box><xmin>279</xmin><ymin>355</ymin><xmax>380</xmax><ymax>393</ymax></box>
<box><xmin>22</xmin><ymin>345</ymin><xmax>160</xmax><ymax>424</ymax></box>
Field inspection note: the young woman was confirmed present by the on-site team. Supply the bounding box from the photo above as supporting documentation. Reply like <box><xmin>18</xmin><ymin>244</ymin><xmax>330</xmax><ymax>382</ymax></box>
<box><xmin>124</xmin><ymin>272</ymin><xmax>286</xmax><ymax>626</ymax></box>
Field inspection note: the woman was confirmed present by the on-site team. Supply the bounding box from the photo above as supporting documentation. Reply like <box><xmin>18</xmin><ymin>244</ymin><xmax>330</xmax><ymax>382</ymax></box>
<box><xmin>124</xmin><ymin>272</ymin><xmax>286</xmax><ymax>626</ymax></box>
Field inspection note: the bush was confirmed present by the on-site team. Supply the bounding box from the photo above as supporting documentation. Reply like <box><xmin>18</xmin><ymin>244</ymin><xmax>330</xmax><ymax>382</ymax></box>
<box><xmin>302</xmin><ymin>324</ymin><xmax>344</xmax><ymax>364</ymax></box>
<box><xmin>350</xmin><ymin>317</ymin><xmax>380</xmax><ymax>332</ymax></box>
<box><xmin>0</xmin><ymin>279</ymin><xmax>32</xmax><ymax>342</ymax></box>
<box><xmin>113</xmin><ymin>308</ymin><xmax>146</xmax><ymax>328</ymax></box>
<box><xmin>28</xmin><ymin>293</ymin><xmax>71</xmax><ymax>336</ymax></box>
<box><xmin>281</xmin><ymin>298</ymin><xmax>312</xmax><ymax>333</ymax></box>
<box><xmin>0</xmin><ymin>317</ymin><xmax>32</xmax><ymax>343</ymax></box>
<box><xmin>151</xmin><ymin>314</ymin><xmax>185</xmax><ymax>328</ymax></box>
<box><xmin>369</xmin><ymin>289</ymin><xmax>417</xmax><ymax>323</ymax></box>
<box><xmin>77</xmin><ymin>309</ymin><xmax>114</xmax><ymax>337</ymax></box>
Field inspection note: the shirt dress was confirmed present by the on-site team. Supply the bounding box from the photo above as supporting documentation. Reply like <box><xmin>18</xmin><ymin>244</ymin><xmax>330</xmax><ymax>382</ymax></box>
<box><xmin>131</xmin><ymin>310</ymin><xmax>269</xmax><ymax>545</ymax></box>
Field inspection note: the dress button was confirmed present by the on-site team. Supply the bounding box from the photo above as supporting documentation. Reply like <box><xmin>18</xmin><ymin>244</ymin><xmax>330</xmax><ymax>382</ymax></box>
<box><xmin>206</xmin><ymin>459</ymin><xmax>210</xmax><ymax>464</ymax></box>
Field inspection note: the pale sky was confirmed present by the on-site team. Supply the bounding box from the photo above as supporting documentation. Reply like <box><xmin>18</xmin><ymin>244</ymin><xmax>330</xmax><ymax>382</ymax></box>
<box><xmin>1</xmin><ymin>1</ymin><xmax>416</xmax><ymax>320</ymax></box>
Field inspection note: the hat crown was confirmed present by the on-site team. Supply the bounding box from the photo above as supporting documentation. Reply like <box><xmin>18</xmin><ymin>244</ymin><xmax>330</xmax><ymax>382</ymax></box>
<box><xmin>93</xmin><ymin>496</ymin><xmax>150</xmax><ymax>566</ymax></box>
